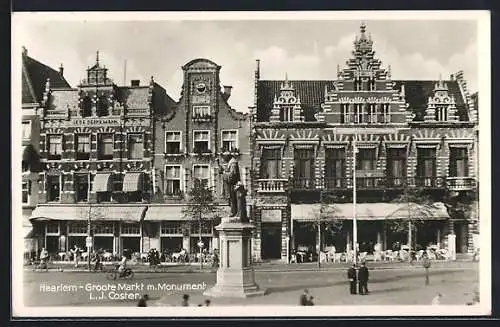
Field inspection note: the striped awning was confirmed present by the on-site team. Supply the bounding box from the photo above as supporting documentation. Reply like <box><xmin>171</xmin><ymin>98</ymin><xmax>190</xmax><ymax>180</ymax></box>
<box><xmin>123</xmin><ymin>172</ymin><xmax>143</xmax><ymax>192</ymax></box>
<box><xmin>292</xmin><ymin>202</ymin><xmax>450</xmax><ymax>222</ymax></box>
<box><xmin>29</xmin><ymin>205</ymin><xmax>147</xmax><ymax>222</ymax></box>
<box><xmin>93</xmin><ymin>173</ymin><xmax>112</xmax><ymax>192</ymax></box>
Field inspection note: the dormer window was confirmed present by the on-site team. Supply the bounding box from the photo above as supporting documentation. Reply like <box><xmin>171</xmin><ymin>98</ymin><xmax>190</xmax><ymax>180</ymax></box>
<box><xmin>280</xmin><ymin>106</ymin><xmax>294</xmax><ymax>122</ymax></box>
<box><xmin>435</xmin><ymin>105</ymin><xmax>448</xmax><ymax>121</ymax></box>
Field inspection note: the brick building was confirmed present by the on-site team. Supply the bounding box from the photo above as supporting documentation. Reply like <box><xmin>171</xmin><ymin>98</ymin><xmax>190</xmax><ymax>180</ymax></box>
<box><xmin>21</xmin><ymin>47</ymin><xmax>71</xmax><ymax>255</ymax></box>
<box><xmin>250</xmin><ymin>23</ymin><xmax>479</xmax><ymax>262</ymax></box>
<box><xmin>150</xmin><ymin>58</ymin><xmax>250</xmax><ymax>255</ymax></box>
<box><xmin>28</xmin><ymin>52</ymin><xmax>176</xmax><ymax>258</ymax></box>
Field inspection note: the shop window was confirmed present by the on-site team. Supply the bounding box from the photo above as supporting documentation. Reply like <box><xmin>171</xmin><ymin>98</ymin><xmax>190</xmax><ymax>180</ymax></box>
<box><xmin>46</xmin><ymin>222</ymin><xmax>60</xmax><ymax>235</ymax></box>
<box><xmin>69</xmin><ymin>222</ymin><xmax>87</xmax><ymax>234</ymax></box>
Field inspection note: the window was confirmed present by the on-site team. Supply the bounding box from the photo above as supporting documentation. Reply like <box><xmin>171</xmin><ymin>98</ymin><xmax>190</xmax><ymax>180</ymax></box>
<box><xmin>161</xmin><ymin>222</ymin><xmax>183</xmax><ymax>235</ymax></box>
<box><xmin>436</xmin><ymin>105</ymin><xmax>448</xmax><ymax>121</ymax></box>
<box><xmin>47</xmin><ymin>134</ymin><xmax>63</xmax><ymax>160</ymax></box>
<box><xmin>46</xmin><ymin>222</ymin><xmax>60</xmax><ymax>235</ymax></box>
<box><xmin>280</xmin><ymin>106</ymin><xmax>294</xmax><ymax>122</ymax></box>
<box><xmin>165</xmin><ymin>131</ymin><xmax>182</xmax><ymax>154</ymax></box>
<box><xmin>353</xmin><ymin>104</ymin><xmax>363</xmax><ymax>123</ymax></box>
<box><xmin>193</xmin><ymin>106</ymin><xmax>210</xmax><ymax>117</ymax></box>
<box><xmin>293</xmin><ymin>148</ymin><xmax>315</xmax><ymax>188</ymax></box>
<box><xmin>22</xmin><ymin>121</ymin><xmax>31</xmax><ymax>140</ymax></box>
<box><xmin>356</xmin><ymin>148</ymin><xmax>376</xmax><ymax>170</ymax></box>
<box><xmin>121</xmin><ymin>223</ymin><xmax>140</xmax><ymax>235</ymax></box>
<box><xmin>75</xmin><ymin>134</ymin><xmax>91</xmax><ymax>160</ymax></box>
<box><xmin>325</xmin><ymin>148</ymin><xmax>346</xmax><ymax>188</ymax></box>
<box><xmin>113</xmin><ymin>173</ymin><xmax>123</xmax><ymax>192</ymax></box>
<box><xmin>416</xmin><ymin>147</ymin><xmax>436</xmax><ymax>186</ymax></box>
<box><xmin>341</xmin><ymin>104</ymin><xmax>350</xmax><ymax>124</ymax></box>
<box><xmin>369</xmin><ymin>80</ymin><xmax>376</xmax><ymax>91</ymax></box>
<box><xmin>22</xmin><ymin>181</ymin><xmax>29</xmax><ymax>204</ymax></box>
<box><xmin>165</xmin><ymin>165</ymin><xmax>182</xmax><ymax>195</ymax></box>
<box><xmin>97</xmin><ymin>96</ymin><xmax>108</xmax><ymax>117</ymax></box>
<box><xmin>193</xmin><ymin>164</ymin><xmax>210</xmax><ymax>187</ymax></box>
<box><xmin>128</xmin><ymin>134</ymin><xmax>144</xmax><ymax>159</ymax></box>
<box><xmin>387</xmin><ymin>148</ymin><xmax>407</xmax><ymax>186</ymax></box>
<box><xmin>383</xmin><ymin>104</ymin><xmax>390</xmax><ymax>123</ymax></box>
<box><xmin>80</xmin><ymin>96</ymin><xmax>92</xmax><ymax>117</ymax></box>
<box><xmin>355</xmin><ymin>79</ymin><xmax>362</xmax><ymax>91</ymax></box>
<box><xmin>47</xmin><ymin>175</ymin><xmax>60</xmax><ymax>202</ymax></box>
<box><xmin>97</xmin><ymin>133</ymin><xmax>114</xmax><ymax>160</ymax></box>
<box><xmin>190</xmin><ymin>220</ymin><xmax>213</xmax><ymax>235</ymax></box>
<box><xmin>449</xmin><ymin>147</ymin><xmax>469</xmax><ymax>177</ymax></box>
<box><xmin>94</xmin><ymin>223</ymin><xmax>114</xmax><ymax>235</ymax></box>
<box><xmin>193</xmin><ymin>131</ymin><xmax>209</xmax><ymax>153</ymax></box>
<box><xmin>221</xmin><ymin>130</ymin><xmax>238</xmax><ymax>152</ymax></box>
<box><xmin>260</xmin><ymin>148</ymin><xmax>281</xmax><ymax>179</ymax></box>
<box><xmin>74</xmin><ymin>174</ymin><xmax>89</xmax><ymax>202</ymax></box>
<box><xmin>69</xmin><ymin>222</ymin><xmax>87</xmax><ymax>234</ymax></box>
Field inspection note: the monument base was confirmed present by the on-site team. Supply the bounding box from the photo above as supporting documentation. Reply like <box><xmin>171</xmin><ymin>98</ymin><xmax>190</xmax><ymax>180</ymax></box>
<box><xmin>203</xmin><ymin>217</ymin><xmax>266</xmax><ymax>298</ymax></box>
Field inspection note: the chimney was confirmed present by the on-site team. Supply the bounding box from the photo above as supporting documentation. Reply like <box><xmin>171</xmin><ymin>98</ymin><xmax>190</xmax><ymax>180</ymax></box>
<box><xmin>255</xmin><ymin>59</ymin><xmax>260</xmax><ymax>79</ymax></box>
<box><xmin>59</xmin><ymin>63</ymin><xmax>64</xmax><ymax>76</ymax></box>
<box><xmin>131</xmin><ymin>79</ymin><xmax>140</xmax><ymax>87</ymax></box>
<box><xmin>223</xmin><ymin>85</ymin><xmax>232</xmax><ymax>100</ymax></box>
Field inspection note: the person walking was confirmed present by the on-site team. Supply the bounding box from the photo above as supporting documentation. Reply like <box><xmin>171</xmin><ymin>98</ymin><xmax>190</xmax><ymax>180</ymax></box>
<box><xmin>70</xmin><ymin>245</ymin><xmax>80</xmax><ymax>268</ymax></box>
<box><xmin>358</xmin><ymin>262</ymin><xmax>369</xmax><ymax>295</ymax></box>
<box><xmin>431</xmin><ymin>292</ymin><xmax>442</xmax><ymax>305</ymax></box>
<box><xmin>347</xmin><ymin>264</ymin><xmax>357</xmax><ymax>295</ymax></box>
<box><xmin>300</xmin><ymin>289</ymin><xmax>314</xmax><ymax>306</ymax></box>
<box><xmin>181</xmin><ymin>294</ymin><xmax>190</xmax><ymax>306</ymax></box>
<box><xmin>137</xmin><ymin>294</ymin><xmax>149</xmax><ymax>307</ymax></box>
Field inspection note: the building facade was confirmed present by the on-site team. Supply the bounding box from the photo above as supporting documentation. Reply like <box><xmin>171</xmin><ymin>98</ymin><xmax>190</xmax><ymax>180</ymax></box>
<box><xmin>150</xmin><ymin>58</ymin><xmax>250</xmax><ymax>255</ymax></box>
<box><xmin>22</xmin><ymin>47</ymin><xmax>71</xmax><ymax>255</ymax></box>
<box><xmin>251</xmin><ymin>23</ymin><xmax>479</xmax><ymax>262</ymax></box>
<box><xmin>28</xmin><ymin>52</ymin><xmax>175</xmax><ymax>257</ymax></box>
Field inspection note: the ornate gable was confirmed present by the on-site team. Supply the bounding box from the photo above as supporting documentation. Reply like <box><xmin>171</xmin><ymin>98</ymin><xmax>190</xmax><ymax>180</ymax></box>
<box><xmin>424</xmin><ymin>76</ymin><xmax>459</xmax><ymax>123</ymax></box>
<box><xmin>269</xmin><ymin>74</ymin><xmax>304</xmax><ymax>123</ymax></box>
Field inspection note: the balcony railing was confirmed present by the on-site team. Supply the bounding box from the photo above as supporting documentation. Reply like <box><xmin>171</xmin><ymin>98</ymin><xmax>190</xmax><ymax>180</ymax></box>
<box><xmin>291</xmin><ymin>178</ymin><xmax>317</xmax><ymax>190</ymax></box>
<box><xmin>446</xmin><ymin>177</ymin><xmax>477</xmax><ymax>191</ymax></box>
<box><xmin>414</xmin><ymin>177</ymin><xmax>446</xmax><ymax>188</ymax></box>
<box><xmin>324</xmin><ymin>177</ymin><xmax>348</xmax><ymax>190</ymax></box>
<box><xmin>257</xmin><ymin>179</ymin><xmax>288</xmax><ymax>193</ymax></box>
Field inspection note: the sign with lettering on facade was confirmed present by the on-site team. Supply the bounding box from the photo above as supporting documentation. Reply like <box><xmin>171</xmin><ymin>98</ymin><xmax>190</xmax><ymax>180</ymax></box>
<box><xmin>261</xmin><ymin>209</ymin><xmax>282</xmax><ymax>223</ymax></box>
<box><xmin>72</xmin><ymin>118</ymin><xmax>121</xmax><ymax>126</ymax></box>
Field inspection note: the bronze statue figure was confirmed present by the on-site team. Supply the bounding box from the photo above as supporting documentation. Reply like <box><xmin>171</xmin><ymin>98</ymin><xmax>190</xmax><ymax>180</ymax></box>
<box><xmin>220</xmin><ymin>153</ymin><xmax>241</xmax><ymax>218</ymax></box>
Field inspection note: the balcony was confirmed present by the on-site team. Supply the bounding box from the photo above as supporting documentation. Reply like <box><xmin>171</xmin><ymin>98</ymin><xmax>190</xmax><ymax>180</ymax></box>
<box><xmin>324</xmin><ymin>178</ymin><xmax>348</xmax><ymax>190</ymax></box>
<box><xmin>257</xmin><ymin>179</ymin><xmax>288</xmax><ymax>193</ymax></box>
<box><xmin>291</xmin><ymin>177</ymin><xmax>317</xmax><ymax>190</ymax></box>
<box><xmin>446</xmin><ymin>177</ymin><xmax>477</xmax><ymax>191</ymax></box>
<box><xmin>413</xmin><ymin>177</ymin><xmax>446</xmax><ymax>188</ymax></box>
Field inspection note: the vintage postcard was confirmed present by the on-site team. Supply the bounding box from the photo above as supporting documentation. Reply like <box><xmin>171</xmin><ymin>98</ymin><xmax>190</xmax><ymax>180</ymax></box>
<box><xmin>11</xmin><ymin>10</ymin><xmax>491</xmax><ymax>317</ymax></box>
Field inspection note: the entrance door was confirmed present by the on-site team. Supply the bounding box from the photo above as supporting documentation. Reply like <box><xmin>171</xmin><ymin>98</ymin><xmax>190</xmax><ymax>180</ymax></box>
<box><xmin>261</xmin><ymin>223</ymin><xmax>282</xmax><ymax>260</ymax></box>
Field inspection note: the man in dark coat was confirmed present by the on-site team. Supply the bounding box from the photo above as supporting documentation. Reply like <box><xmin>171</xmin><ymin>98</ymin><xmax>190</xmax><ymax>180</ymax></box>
<box><xmin>347</xmin><ymin>264</ymin><xmax>357</xmax><ymax>295</ymax></box>
<box><xmin>137</xmin><ymin>294</ymin><xmax>149</xmax><ymax>307</ymax></box>
<box><xmin>358</xmin><ymin>262</ymin><xmax>369</xmax><ymax>295</ymax></box>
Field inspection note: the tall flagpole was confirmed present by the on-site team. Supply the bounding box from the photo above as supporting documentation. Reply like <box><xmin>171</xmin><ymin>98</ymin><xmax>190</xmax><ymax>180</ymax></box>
<box><xmin>353</xmin><ymin>130</ymin><xmax>358</xmax><ymax>265</ymax></box>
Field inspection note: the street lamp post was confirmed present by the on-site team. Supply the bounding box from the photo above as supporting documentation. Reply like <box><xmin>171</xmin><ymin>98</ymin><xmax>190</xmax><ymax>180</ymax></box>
<box><xmin>352</xmin><ymin>133</ymin><xmax>358</xmax><ymax>266</ymax></box>
<box><xmin>87</xmin><ymin>202</ymin><xmax>92</xmax><ymax>271</ymax></box>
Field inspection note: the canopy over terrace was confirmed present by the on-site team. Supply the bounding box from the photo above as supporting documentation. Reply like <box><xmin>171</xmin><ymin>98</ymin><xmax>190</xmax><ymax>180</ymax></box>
<box><xmin>29</xmin><ymin>204</ymin><xmax>148</xmax><ymax>222</ymax></box>
<box><xmin>291</xmin><ymin>202</ymin><xmax>450</xmax><ymax>221</ymax></box>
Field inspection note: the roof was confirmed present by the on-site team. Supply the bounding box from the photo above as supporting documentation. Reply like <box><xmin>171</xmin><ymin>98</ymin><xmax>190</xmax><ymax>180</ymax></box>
<box><xmin>257</xmin><ymin>79</ymin><xmax>469</xmax><ymax>122</ymax></box>
<box><xmin>257</xmin><ymin>80</ymin><xmax>335</xmax><ymax>122</ymax></box>
<box><xmin>22</xmin><ymin>54</ymin><xmax>71</xmax><ymax>104</ymax></box>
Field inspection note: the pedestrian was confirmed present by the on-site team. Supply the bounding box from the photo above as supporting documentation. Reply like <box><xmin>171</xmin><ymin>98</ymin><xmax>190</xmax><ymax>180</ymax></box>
<box><xmin>358</xmin><ymin>262</ymin><xmax>369</xmax><ymax>295</ymax></box>
<box><xmin>181</xmin><ymin>294</ymin><xmax>189</xmax><ymax>306</ymax></box>
<box><xmin>300</xmin><ymin>289</ymin><xmax>310</xmax><ymax>306</ymax></box>
<box><xmin>431</xmin><ymin>292</ymin><xmax>442</xmax><ymax>305</ymax></box>
<box><xmin>70</xmin><ymin>245</ymin><xmax>80</xmax><ymax>268</ymax></box>
<box><xmin>137</xmin><ymin>294</ymin><xmax>149</xmax><ymax>307</ymax></box>
<box><xmin>347</xmin><ymin>264</ymin><xmax>357</xmax><ymax>295</ymax></box>
<box><xmin>204</xmin><ymin>299</ymin><xmax>211</xmax><ymax>306</ymax></box>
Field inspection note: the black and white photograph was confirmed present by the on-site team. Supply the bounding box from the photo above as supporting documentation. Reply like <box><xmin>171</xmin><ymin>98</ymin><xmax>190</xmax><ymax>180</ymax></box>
<box><xmin>11</xmin><ymin>11</ymin><xmax>491</xmax><ymax>317</ymax></box>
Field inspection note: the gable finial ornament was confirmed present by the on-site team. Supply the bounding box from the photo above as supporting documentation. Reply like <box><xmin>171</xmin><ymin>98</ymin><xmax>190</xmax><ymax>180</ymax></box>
<box><xmin>96</xmin><ymin>50</ymin><xmax>100</xmax><ymax>66</ymax></box>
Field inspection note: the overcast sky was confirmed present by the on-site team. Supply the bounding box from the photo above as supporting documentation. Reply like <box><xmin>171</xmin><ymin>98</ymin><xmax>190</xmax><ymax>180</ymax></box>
<box><xmin>15</xmin><ymin>16</ymin><xmax>479</xmax><ymax>113</ymax></box>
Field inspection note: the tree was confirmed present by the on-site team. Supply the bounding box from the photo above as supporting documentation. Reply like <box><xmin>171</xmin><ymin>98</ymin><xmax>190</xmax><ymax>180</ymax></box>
<box><xmin>387</xmin><ymin>188</ymin><xmax>438</xmax><ymax>250</ymax></box>
<box><xmin>181</xmin><ymin>178</ymin><xmax>221</xmax><ymax>268</ymax></box>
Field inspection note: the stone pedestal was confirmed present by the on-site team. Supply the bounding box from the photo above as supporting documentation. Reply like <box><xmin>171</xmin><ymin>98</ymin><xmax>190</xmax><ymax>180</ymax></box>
<box><xmin>203</xmin><ymin>217</ymin><xmax>266</xmax><ymax>298</ymax></box>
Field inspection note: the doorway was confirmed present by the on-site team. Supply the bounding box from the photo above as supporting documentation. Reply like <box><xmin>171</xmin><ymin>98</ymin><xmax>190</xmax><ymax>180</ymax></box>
<box><xmin>261</xmin><ymin>223</ymin><xmax>282</xmax><ymax>260</ymax></box>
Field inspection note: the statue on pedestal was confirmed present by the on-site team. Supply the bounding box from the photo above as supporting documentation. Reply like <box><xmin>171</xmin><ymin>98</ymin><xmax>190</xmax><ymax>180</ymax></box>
<box><xmin>235</xmin><ymin>182</ymin><xmax>248</xmax><ymax>223</ymax></box>
<box><xmin>220</xmin><ymin>153</ymin><xmax>241</xmax><ymax>218</ymax></box>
